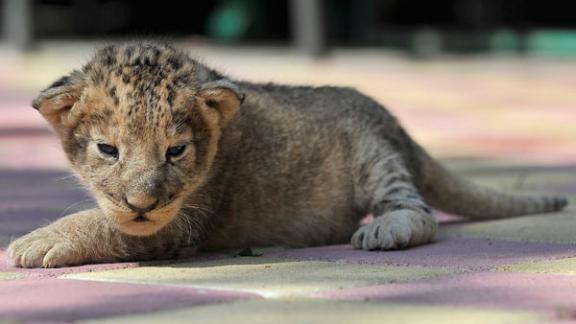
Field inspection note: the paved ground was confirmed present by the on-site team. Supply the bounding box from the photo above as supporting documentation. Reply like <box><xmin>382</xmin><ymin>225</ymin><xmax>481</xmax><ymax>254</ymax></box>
<box><xmin>0</xmin><ymin>42</ymin><xmax>575</xmax><ymax>323</ymax></box>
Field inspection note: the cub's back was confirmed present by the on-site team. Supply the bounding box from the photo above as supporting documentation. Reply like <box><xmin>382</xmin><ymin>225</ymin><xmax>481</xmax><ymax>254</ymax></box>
<box><xmin>202</xmin><ymin>84</ymin><xmax>378</xmax><ymax>248</ymax></box>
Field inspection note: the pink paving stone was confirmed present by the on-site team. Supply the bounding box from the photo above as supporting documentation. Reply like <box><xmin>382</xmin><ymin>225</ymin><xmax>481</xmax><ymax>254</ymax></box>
<box><xmin>265</xmin><ymin>239</ymin><xmax>576</xmax><ymax>270</ymax></box>
<box><xmin>361</xmin><ymin>211</ymin><xmax>473</xmax><ymax>226</ymax></box>
<box><xmin>0</xmin><ymin>102</ymin><xmax>47</xmax><ymax>129</ymax></box>
<box><xmin>0</xmin><ymin>278</ymin><xmax>260</xmax><ymax>322</ymax></box>
<box><xmin>315</xmin><ymin>272</ymin><xmax>576</xmax><ymax>312</ymax></box>
<box><xmin>0</xmin><ymin>137</ymin><xmax>68</xmax><ymax>169</ymax></box>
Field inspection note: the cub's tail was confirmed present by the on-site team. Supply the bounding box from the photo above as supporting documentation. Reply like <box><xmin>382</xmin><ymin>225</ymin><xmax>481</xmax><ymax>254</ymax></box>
<box><xmin>412</xmin><ymin>144</ymin><xmax>569</xmax><ymax>219</ymax></box>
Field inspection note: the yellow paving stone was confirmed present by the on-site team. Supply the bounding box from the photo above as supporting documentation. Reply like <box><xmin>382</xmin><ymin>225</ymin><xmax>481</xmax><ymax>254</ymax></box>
<box><xmin>499</xmin><ymin>257</ymin><xmax>576</xmax><ymax>275</ymax></box>
<box><xmin>82</xmin><ymin>299</ymin><xmax>542</xmax><ymax>324</ymax></box>
<box><xmin>0</xmin><ymin>272</ymin><xmax>24</xmax><ymax>281</ymax></box>
<box><xmin>462</xmin><ymin>174</ymin><xmax>576</xmax><ymax>194</ymax></box>
<box><xmin>438</xmin><ymin>159</ymin><xmax>576</xmax><ymax>243</ymax></box>
<box><xmin>64</xmin><ymin>258</ymin><xmax>455</xmax><ymax>297</ymax></box>
<box><xmin>441</xmin><ymin>160</ymin><xmax>576</xmax><ymax>191</ymax></box>
<box><xmin>439</xmin><ymin>209</ymin><xmax>576</xmax><ymax>244</ymax></box>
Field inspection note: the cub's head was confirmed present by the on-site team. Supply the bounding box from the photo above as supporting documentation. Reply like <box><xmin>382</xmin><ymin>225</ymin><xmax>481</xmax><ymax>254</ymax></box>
<box><xmin>33</xmin><ymin>43</ymin><xmax>243</xmax><ymax>236</ymax></box>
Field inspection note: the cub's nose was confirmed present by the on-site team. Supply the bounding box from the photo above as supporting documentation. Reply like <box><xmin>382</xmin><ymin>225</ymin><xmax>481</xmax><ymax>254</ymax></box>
<box><xmin>124</xmin><ymin>193</ymin><xmax>159</xmax><ymax>213</ymax></box>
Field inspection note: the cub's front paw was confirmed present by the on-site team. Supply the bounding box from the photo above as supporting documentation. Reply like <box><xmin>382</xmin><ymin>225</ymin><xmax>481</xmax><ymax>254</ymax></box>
<box><xmin>351</xmin><ymin>209</ymin><xmax>437</xmax><ymax>250</ymax></box>
<box><xmin>7</xmin><ymin>229</ymin><xmax>83</xmax><ymax>268</ymax></box>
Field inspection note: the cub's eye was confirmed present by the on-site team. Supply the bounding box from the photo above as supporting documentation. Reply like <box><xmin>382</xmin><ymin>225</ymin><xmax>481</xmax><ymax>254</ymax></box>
<box><xmin>97</xmin><ymin>143</ymin><xmax>119</xmax><ymax>158</ymax></box>
<box><xmin>166</xmin><ymin>145</ymin><xmax>186</xmax><ymax>159</ymax></box>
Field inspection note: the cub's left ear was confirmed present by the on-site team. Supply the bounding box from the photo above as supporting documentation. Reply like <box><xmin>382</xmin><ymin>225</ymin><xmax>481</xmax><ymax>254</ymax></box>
<box><xmin>198</xmin><ymin>80</ymin><xmax>244</xmax><ymax>128</ymax></box>
<box><xmin>32</xmin><ymin>71</ymin><xmax>85</xmax><ymax>134</ymax></box>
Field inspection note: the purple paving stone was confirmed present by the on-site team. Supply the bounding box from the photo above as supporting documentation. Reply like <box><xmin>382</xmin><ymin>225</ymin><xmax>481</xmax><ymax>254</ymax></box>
<box><xmin>0</xmin><ymin>169</ymin><xmax>93</xmax><ymax>235</ymax></box>
<box><xmin>0</xmin><ymin>170</ymin><xmax>89</xmax><ymax>204</ymax></box>
<box><xmin>0</xmin><ymin>209</ymin><xmax>87</xmax><ymax>236</ymax></box>
<box><xmin>0</xmin><ymin>170</ymin><xmax>80</xmax><ymax>189</ymax></box>
<box><xmin>316</xmin><ymin>272</ymin><xmax>576</xmax><ymax>312</ymax></box>
<box><xmin>0</xmin><ymin>278</ymin><xmax>260</xmax><ymax>322</ymax></box>
<box><xmin>266</xmin><ymin>239</ymin><xmax>576</xmax><ymax>270</ymax></box>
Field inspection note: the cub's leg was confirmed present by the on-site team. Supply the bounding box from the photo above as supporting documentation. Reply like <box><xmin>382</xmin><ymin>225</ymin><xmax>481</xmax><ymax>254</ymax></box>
<box><xmin>7</xmin><ymin>209</ymin><xmax>193</xmax><ymax>268</ymax></box>
<box><xmin>352</xmin><ymin>154</ymin><xmax>437</xmax><ymax>250</ymax></box>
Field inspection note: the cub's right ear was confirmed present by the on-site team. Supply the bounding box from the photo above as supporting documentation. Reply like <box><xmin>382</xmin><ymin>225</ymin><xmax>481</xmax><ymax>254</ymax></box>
<box><xmin>32</xmin><ymin>71</ymin><xmax>85</xmax><ymax>134</ymax></box>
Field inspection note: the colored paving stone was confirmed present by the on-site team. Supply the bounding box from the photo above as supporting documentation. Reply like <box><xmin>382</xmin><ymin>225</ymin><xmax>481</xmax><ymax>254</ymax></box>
<box><xmin>445</xmin><ymin>162</ymin><xmax>576</xmax><ymax>195</ymax></box>
<box><xmin>82</xmin><ymin>300</ymin><xmax>542</xmax><ymax>324</ymax></box>
<box><xmin>64</xmin><ymin>258</ymin><xmax>456</xmax><ymax>297</ymax></box>
<box><xmin>0</xmin><ymin>169</ymin><xmax>93</xmax><ymax>236</ymax></box>
<box><xmin>0</xmin><ymin>249</ymin><xmax>141</xmax><ymax>279</ymax></box>
<box><xmin>498</xmin><ymin>257</ymin><xmax>576</xmax><ymax>275</ymax></box>
<box><xmin>1</xmin><ymin>44</ymin><xmax>575</xmax><ymax>322</ymax></box>
<box><xmin>0</xmin><ymin>272</ymin><xmax>23</xmax><ymax>281</ymax></box>
<box><xmin>439</xmin><ymin>210</ymin><xmax>576</xmax><ymax>244</ymax></box>
<box><xmin>316</xmin><ymin>272</ymin><xmax>576</xmax><ymax>313</ymax></box>
<box><xmin>265</xmin><ymin>239</ymin><xmax>576</xmax><ymax>270</ymax></box>
<box><xmin>0</xmin><ymin>207</ymin><xmax>94</xmax><ymax>237</ymax></box>
<box><xmin>0</xmin><ymin>278</ymin><xmax>260</xmax><ymax>322</ymax></box>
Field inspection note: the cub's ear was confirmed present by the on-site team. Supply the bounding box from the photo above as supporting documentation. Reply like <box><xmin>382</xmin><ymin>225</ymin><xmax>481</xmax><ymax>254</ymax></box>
<box><xmin>32</xmin><ymin>71</ymin><xmax>85</xmax><ymax>134</ymax></box>
<box><xmin>197</xmin><ymin>80</ymin><xmax>244</xmax><ymax>128</ymax></box>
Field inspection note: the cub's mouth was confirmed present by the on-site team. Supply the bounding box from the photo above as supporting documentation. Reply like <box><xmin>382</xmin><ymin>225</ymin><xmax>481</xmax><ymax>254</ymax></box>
<box><xmin>116</xmin><ymin>208</ymin><xmax>179</xmax><ymax>236</ymax></box>
<box><xmin>133</xmin><ymin>214</ymin><xmax>150</xmax><ymax>222</ymax></box>
<box><xmin>98</xmin><ymin>195</ymin><xmax>184</xmax><ymax>236</ymax></box>
<box><xmin>118</xmin><ymin>215</ymin><xmax>164</xmax><ymax>236</ymax></box>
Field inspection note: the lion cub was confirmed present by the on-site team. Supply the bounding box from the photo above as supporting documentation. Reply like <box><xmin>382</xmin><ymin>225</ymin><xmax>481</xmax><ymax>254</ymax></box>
<box><xmin>8</xmin><ymin>43</ymin><xmax>567</xmax><ymax>268</ymax></box>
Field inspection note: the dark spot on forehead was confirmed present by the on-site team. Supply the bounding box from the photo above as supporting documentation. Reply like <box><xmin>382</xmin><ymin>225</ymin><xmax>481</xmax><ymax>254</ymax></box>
<box><xmin>166</xmin><ymin>85</ymin><xmax>176</xmax><ymax>106</ymax></box>
<box><xmin>91</xmin><ymin>70</ymin><xmax>104</xmax><ymax>85</ymax></box>
<box><xmin>108</xmin><ymin>86</ymin><xmax>119</xmax><ymax>106</ymax></box>
<box><xmin>100</xmin><ymin>46</ymin><xmax>117</xmax><ymax>66</ymax></box>
<box><xmin>104</xmin><ymin>54</ymin><xmax>116</xmax><ymax>66</ymax></box>
<box><xmin>167</xmin><ymin>57</ymin><xmax>181</xmax><ymax>71</ymax></box>
<box><xmin>124</xmin><ymin>46</ymin><xmax>134</xmax><ymax>60</ymax></box>
<box><xmin>152</xmin><ymin>47</ymin><xmax>161</xmax><ymax>61</ymax></box>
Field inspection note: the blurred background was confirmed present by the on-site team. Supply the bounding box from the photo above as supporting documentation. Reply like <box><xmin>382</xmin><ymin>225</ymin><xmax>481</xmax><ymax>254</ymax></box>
<box><xmin>1</xmin><ymin>2</ymin><xmax>575</xmax><ymax>321</ymax></box>
<box><xmin>0</xmin><ymin>0</ymin><xmax>574</xmax><ymax>171</ymax></box>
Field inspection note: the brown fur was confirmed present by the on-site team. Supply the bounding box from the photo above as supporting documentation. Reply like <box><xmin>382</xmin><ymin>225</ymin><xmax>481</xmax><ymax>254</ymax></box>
<box><xmin>8</xmin><ymin>43</ymin><xmax>568</xmax><ymax>267</ymax></box>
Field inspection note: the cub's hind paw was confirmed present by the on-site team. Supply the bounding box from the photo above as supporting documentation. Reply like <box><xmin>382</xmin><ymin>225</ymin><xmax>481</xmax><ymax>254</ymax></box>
<box><xmin>7</xmin><ymin>230</ymin><xmax>81</xmax><ymax>268</ymax></box>
<box><xmin>351</xmin><ymin>209</ymin><xmax>437</xmax><ymax>250</ymax></box>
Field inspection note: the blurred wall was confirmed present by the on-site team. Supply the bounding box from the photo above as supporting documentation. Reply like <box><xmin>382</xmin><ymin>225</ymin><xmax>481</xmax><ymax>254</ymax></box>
<box><xmin>2</xmin><ymin>0</ymin><xmax>576</xmax><ymax>56</ymax></box>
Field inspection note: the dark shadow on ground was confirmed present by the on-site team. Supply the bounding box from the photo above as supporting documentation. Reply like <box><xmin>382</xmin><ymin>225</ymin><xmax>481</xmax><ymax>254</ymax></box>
<box><xmin>0</xmin><ymin>169</ymin><xmax>95</xmax><ymax>237</ymax></box>
<box><xmin>1</xmin><ymin>162</ymin><xmax>574</xmax><ymax>242</ymax></box>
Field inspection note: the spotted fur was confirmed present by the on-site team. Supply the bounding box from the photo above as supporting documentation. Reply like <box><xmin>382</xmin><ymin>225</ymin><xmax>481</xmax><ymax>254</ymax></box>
<box><xmin>8</xmin><ymin>43</ymin><xmax>568</xmax><ymax>267</ymax></box>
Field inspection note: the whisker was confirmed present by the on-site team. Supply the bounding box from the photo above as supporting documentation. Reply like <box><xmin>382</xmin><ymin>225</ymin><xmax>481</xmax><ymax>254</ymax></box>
<box><xmin>58</xmin><ymin>198</ymin><xmax>95</xmax><ymax>217</ymax></box>
<box><xmin>52</xmin><ymin>174</ymin><xmax>77</xmax><ymax>182</ymax></box>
